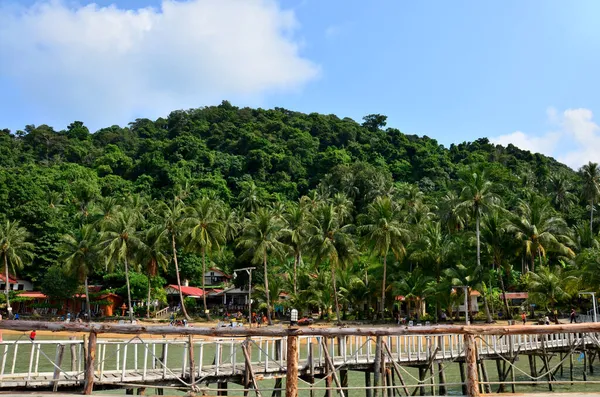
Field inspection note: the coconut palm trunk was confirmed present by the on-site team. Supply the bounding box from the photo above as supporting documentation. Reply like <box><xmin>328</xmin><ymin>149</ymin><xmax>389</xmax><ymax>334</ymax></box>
<box><xmin>591</xmin><ymin>198</ymin><xmax>595</xmax><ymax>234</ymax></box>
<box><xmin>123</xmin><ymin>257</ymin><xmax>134</xmax><ymax>322</ymax></box>
<box><xmin>331</xmin><ymin>266</ymin><xmax>342</xmax><ymax>324</ymax></box>
<box><xmin>201</xmin><ymin>247</ymin><xmax>211</xmax><ymax>321</ymax></box>
<box><xmin>171</xmin><ymin>233</ymin><xmax>191</xmax><ymax>320</ymax></box>
<box><xmin>84</xmin><ymin>277</ymin><xmax>92</xmax><ymax>322</ymax></box>
<box><xmin>263</xmin><ymin>248</ymin><xmax>272</xmax><ymax>325</ymax></box>
<box><xmin>147</xmin><ymin>274</ymin><xmax>152</xmax><ymax>319</ymax></box>
<box><xmin>293</xmin><ymin>252</ymin><xmax>299</xmax><ymax>295</ymax></box>
<box><xmin>4</xmin><ymin>255</ymin><xmax>10</xmax><ymax>318</ymax></box>
<box><xmin>380</xmin><ymin>251</ymin><xmax>388</xmax><ymax>320</ymax></box>
<box><xmin>498</xmin><ymin>272</ymin><xmax>511</xmax><ymax>320</ymax></box>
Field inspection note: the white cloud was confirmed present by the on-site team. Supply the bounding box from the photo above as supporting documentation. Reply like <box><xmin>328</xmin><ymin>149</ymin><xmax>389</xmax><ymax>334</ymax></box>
<box><xmin>0</xmin><ymin>0</ymin><xmax>319</xmax><ymax>130</ymax></box>
<box><xmin>490</xmin><ymin>130</ymin><xmax>561</xmax><ymax>155</ymax></box>
<box><xmin>491</xmin><ymin>107</ymin><xmax>600</xmax><ymax>169</ymax></box>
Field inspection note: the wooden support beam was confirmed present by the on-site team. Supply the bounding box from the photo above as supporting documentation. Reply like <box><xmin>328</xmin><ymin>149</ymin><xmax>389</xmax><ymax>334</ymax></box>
<box><xmin>52</xmin><ymin>344</ymin><xmax>65</xmax><ymax>392</ymax></box>
<box><xmin>83</xmin><ymin>332</ymin><xmax>97</xmax><ymax>395</ymax></box>
<box><xmin>69</xmin><ymin>336</ymin><xmax>77</xmax><ymax>372</ymax></box>
<box><xmin>495</xmin><ymin>359</ymin><xmax>505</xmax><ymax>393</ymax></box>
<box><xmin>365</xmin><ymin>372</ymin><xmax>372</xmax><ymax>397</ymax></box>
<box><xmin>437</xmin><ymin>362</ymin><xmax>447</xmax><ymax>396</ymax></box>
<box><xmin>241</xmin><ymin>342</ymin><xmax>262</xmax><ymax>397</ymax></box>
<box><xmin>320</xmin><ymin>337</ymin><xmax>345</xmax><ymax>397</ymax></box>
<box><xmin>464</xmin><ymin>334</ymin><xmax>480</xmax><ymax>397</ymax></box>
<box><xmin>382</xmin><ymin>341</ymin><xmax>409</xmax><ymax>397</ymax></box>
<box><xmin>285</xmin><ymin>333</ymin><xmax>299</xmax><ymax>397</ymax></box>
<box><xmin>373</xmin><ymin>337</ymin><xmax>382</xmax><ymax>397</ymax></box>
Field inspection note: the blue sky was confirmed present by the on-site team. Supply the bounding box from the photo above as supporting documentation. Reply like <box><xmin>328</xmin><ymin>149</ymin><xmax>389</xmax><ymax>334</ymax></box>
<box><xmin>1</xmin><ymin>0</ymin><xmax>600</xmax><ymax>168</ymax></box>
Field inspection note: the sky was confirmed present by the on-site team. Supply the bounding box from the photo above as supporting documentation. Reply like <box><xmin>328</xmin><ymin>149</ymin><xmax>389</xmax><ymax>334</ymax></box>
<box><xmin>1</xmin><ymin>0</ymin><xmax>600</xmax><ymax>169</ymax></box>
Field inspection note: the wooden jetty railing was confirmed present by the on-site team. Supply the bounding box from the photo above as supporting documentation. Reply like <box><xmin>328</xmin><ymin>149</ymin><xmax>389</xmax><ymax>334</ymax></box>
<box><xmin>1</xmin><ymin>321</ymin><xmax>600</xmax><ymax>396</ymax></box>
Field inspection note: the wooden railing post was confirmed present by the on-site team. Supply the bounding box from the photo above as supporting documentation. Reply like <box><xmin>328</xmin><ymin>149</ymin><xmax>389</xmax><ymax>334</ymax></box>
<box><xmin>83</xmin><ymin>331</ymin><xmax>97</xmax><ymax>395</ymax></box>
<box><xmin>464</xmin><ymin>334</ymin><xmax>480</xmax><ymax>397</ymax></box>
<box><xmin>285</xmin><ymin>332</ymin><xmax>298</xmax><ymax>397</ymax></box>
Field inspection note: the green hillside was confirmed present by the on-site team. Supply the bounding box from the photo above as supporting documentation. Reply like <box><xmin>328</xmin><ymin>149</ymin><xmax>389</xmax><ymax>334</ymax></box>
<box><xmin>0</xmin><ymin>101</ymin><xmax>596</xmax><ymax>321</ymax></box>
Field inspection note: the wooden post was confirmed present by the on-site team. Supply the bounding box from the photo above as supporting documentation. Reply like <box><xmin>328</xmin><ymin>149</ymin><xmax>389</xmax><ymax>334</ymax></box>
<box><xmin>218</xmin><ymin>382</ymin><xmax>228</xmax><ymax>396</ymax></box>
<box><xmin>83</xmin><ymin>332</ymin><xmax>97</xmax><ymax>395</ymax></box>
<box><xmin>285</xmin><ymin>333</ymin><xmax>299</xmax><ymax>397</ymax></box>
<box><xmin>245</xmin><ymin>337</ymin><xmax>251</xmax><ymax>397</ymax></box>
<box><xmin>365</xmin><ymin>372</ymin><xmax>372</xmax><ymax>397</ymax></box>
<box><xmin>52</xmin><ymin>344</ymin><xmax>65</xmax><ymax>392</ymax></box>
<box><xmin>464</xmin><ymin>334</ymin><xmax>480</xmax><ymax>397</ymax></box>
<box><xmin>479</xmin><ymin>360</ymin><xmax>490</xmax><ymax>393</ymax></box>
<box><xmin>273</xmin><ymin>339</ymin><xmax>282</xmax><ymax>397</ymax></box>
<box><xmin>570</xmin><ymin>351</ymin><xmax>574</xmax><ymax>384</ymax></box>
<box><xmin>437</xmin><ymin>362</ymin><xmax>447</xmax><ymax>396</ymax></box>
<box><xmin>308</xmin><ymin>339</ymin><xmax>315</xmax><ymax>397</ymax></box>
<box><xmin>540</xmin><ymin>337</ymin><xmax>553</xmax><ymax>391</ymax></box>
<box><xmin>373</xmin><ymin>337</ymin><xmax>382</xmax><ymax>397</ymax></box>
<box><xmin>70</xmin><ymin>336</ymin><xmax>77</xmax><ymax>372</ymax></box>
<box><xmin>188</xmin><ymin>335</ymin><xmax>195</xmax><ymax>389</ymax></box>
<box><xmin>417</xmin><ymin>367</ymin><xmax>426</xmax><ymax>396</ymax></box>
<box><xmin>458</xmin><ymin>362</ymin><xmax>467</xmax><ymax>396</ymax></box>
<box><xmin>495</xmin><ymin>359</ymin><xmax>505</xmax><ymax>393</ymax></box>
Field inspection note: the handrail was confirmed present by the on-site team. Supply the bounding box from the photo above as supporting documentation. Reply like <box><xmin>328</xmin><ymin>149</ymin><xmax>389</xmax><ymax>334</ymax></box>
<box><xmin>1</xmin><ymin>320</ymin><xmax>600</xmax><ymax>337</ymax></box>
<box><xmin>155</xmin><ymin>307</ymin><xmax>170</xmax><ymax>318</ymax></box>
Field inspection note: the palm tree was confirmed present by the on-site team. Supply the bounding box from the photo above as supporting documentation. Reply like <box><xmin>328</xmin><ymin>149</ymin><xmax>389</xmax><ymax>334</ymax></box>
<box><xmin>358</xmin><ymin>196</ymin><xmax>409</xmax><ymax>319</ymax></box>
<box><xmin>581</xmin><ymin>162</ymin><xmax>600</xmax><ymax>233</ymax></box>
<box><xmin>282</xmin><ymin>202</ymin><xmax>310</xmax><ymax>294</ymax></box>
<box><xmin>138</xmin><ymin>225</ymin><xmax>170</xmax><ymax>318</ymax></box>
<box><xmin>409</xmin><ymin>221</ymin><xmax>454</xmax><ymax>321</ymax></box>
<box><xmin>508</xmin><ymin>194</ymin><xmax>574</xmax><ymax>272</ymax></box>
<box><xmin>0</xmin><ymin>220</ymin><xmax>34</xmax><ymax>318</ymax></box>
<box><xmin>159</xmin><ymin>196</ymin><xmax>192</xmax><ymax>320</ymax></box>
<box><xmin>455</xmin><ymin>170</ymin><xmax>498</xmax><ymax>299</ymax></box>
<box><xmin>480</xmin><ymin>210</ymin><xmax>513</xmax><ymax>319</ymax></box>
<box><xmin>444</xmin><ymin>262</ymin><xmax>484</xmax><ymax>323</ymax></box>
<box><xmin>186</xmin><ymin>197</ymin><xmax>226</xmax><ymax>321</ymax></box>
<box><xmin>237</xmin><ymin>207</ymin><xmax>287</xmax><ymax>325</ymax></box>
<box><xmin>438</xmin><ymin>191</ymin><xmax>466</xmax><ymax>233</ymax></box>
<box><xmin>527</xmin><ymin>265</ymin><xmax>577</xmax><ymax>311</ymax></box>
<box><xmin>548</xmin><ymin>174</ymin><xmax>576</xmax><ymax>212</ymax></box>
<box><xmin>239</xmin><ymin>181</ymin><xmax>263</xmax><ymax>215</ymax></box>
<box><xmin>307</xmin><ymin>203</ymin><xmax>357</xmax><ymax>324</ymax></box>
<box><xmin>392</xmin><ymin>269</ymin><xmax>432</xmax><ymax>319</ymax></box>
<box><xmin>101</xmin><ymin>211</ymin><xmax>142</xmax><ymax>322</ymax></box>
<box><xmin>61</xmin><ymin>224</ymin><xmax>100</xmax><ymax>321</ymax></box>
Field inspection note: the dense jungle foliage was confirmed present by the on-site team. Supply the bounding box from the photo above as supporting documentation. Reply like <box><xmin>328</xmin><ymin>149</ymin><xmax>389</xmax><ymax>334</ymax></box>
<box><xmin>1</xmin><ymin>100</ymin><xmax>599</xmax><ymax>322</ymax></box>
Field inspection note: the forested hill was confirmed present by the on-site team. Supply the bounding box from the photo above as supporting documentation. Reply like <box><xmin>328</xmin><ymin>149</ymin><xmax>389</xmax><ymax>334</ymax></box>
<box><xmin>0</xmin><ymin>101</ymin><xmax>587</xmax><ymax>285</ymax></box>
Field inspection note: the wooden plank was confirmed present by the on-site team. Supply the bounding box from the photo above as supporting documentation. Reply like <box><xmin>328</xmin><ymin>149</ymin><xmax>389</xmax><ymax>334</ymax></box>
<box><xmin>83</xmin><ymin>332</ymin><xmax>97</xmax><ymax>395</ymax></box>
<box><xmin>52</xmin><ymin>344</ymin><xmax>65</xmax><ymax>392</ymax></box>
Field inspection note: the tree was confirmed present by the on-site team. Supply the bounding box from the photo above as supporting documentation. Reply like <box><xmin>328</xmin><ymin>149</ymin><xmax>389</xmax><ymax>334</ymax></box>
<box><xmin>100</xmin><ymin>211</ymin><xmax>141</xmax><ymax>322</ymax></box>
<box><xmin>581</xmin><ymin>162</ymin><xmax>600</xmax><ymax>233</ymax></box>
<box><xmin>0</xmin><ymin>220</ymin><xmax>34</xmax><ymax>318</ymax></box>
<box><xmin>392</xmin><ymin>269</ymin><xmax>432</xmax><ymax>319</ymax></box>
<box><xmin>508</xmin><ymin>194</ymin><xmax>574</xmax><ymax>272</ymax></box>
<box><xmin>362</xmin><ymin>114</ymin><xmax>388</xmax><ymax>132</ymax></box>
<box><xmin>307</xmin><ymin>203</ymin><xmax>357</xmax><ymax>324</ymax></box>
<box><xmin>358</xmin><ymin>196</ymin><xmax>409</xmax><ymax>319</ymax></box>
<box><xmin>159</xmin><ymin>196</ymin><xmax>192</xmax><ymax>320</ymax></box>
<box><xmin>186</xmin><ymin>197</ymin><xmax>226</xmax><ymax>321</ymax></box>
<box><xmin>527</xmin><ymin>265</ymin><xmax>577</xmax><ymax>311</ymax></box>
<box><xmin>480</xmin><ymin>210</ymin><xmax>513</xmax><ymax>319</ymax></box>
<box><xmin>61</xmin><ymin>224</ymin><xmax>100</xmax><ymax>321</ymax></box>
<box><xmin>548</xmin><ymin>174</ymin><xmax>576</xmax><ymax>212</ymax></box>
<box><xmin>237</xmin><ymin>207</ymin><xmax>287</xmax><ymax>325</ymax></box>
<box><xmin>409</xmin><ymin>221</ymin><xmax>454</xmax><ymax>321</ymax></box>
<box><xmin>282</xmin><ymin>202</ymin><xmax>310</xmax><ymax>294</ymax></box>
<box><xmin>455</xmin><ymin>170</ymin><xmax>498</xmax><ymax>321</ymax></box>
<box><xmin>138</xmin><ymin>225</ymin><xmax>170</xmax><ymax>318</ymax></box>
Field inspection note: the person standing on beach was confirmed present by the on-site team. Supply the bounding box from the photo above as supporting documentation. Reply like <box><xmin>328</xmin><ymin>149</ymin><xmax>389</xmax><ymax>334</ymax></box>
<box><xmin>570</xmin><ymin>308</ymin><xmax>577</xmax><ymax>323</ymax></box>
<box><xmin>521</xmin><ymin>312</ymin><xmax>527</xmax><ymax>325</ymax></box>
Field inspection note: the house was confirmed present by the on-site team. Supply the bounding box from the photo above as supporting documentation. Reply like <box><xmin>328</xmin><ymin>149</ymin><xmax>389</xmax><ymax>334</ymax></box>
<box><xmin>0</xmin><ymin>275</ymin><xmax>34</xmax><ymax>292</ymax></box>
<box><xmin>500</xmin><ymin>292</ymin><xmax>529</xmax><ymax>307</ymax></box>
<box><xmin>452</xmin><ymin>289</ymin><xmax>480</xmax><ymax>314</ymax></box>
<box><xmin>13</xmin><ymin>288</ymin><xmax>123</xmax><ymax>317</ymax></box>
<box><xmin>203</xmin><ymin>269</ymin><xmax>231</xmax><ymax>287</ymax></box>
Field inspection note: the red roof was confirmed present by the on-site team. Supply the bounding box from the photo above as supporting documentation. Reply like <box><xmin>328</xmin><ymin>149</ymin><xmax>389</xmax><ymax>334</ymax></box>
<box><xmin>0</xmin><ymin>274</ymin><xmax>18</xmax><ymax>283</ymax></box>
<box><xmin>17</xmin><ymin>291</ymin><xmax>46</xmax><ymax>299</ymax></box>
<box><xmin>208</xmin><ymin>268</ymin><xmax>231</xmax><ymax>279</ymax></box>
<box><xmin>167</xmin><ymin>285</ymin><xmax>205</xmax><ymax>297</ymax></box>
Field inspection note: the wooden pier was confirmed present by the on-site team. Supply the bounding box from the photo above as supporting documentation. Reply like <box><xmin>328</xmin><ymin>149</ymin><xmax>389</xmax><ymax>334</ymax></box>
<box><xmin>0</xmin><ymin>321</ymin><xmax>599</xmax><ymax>396</ymax></box>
